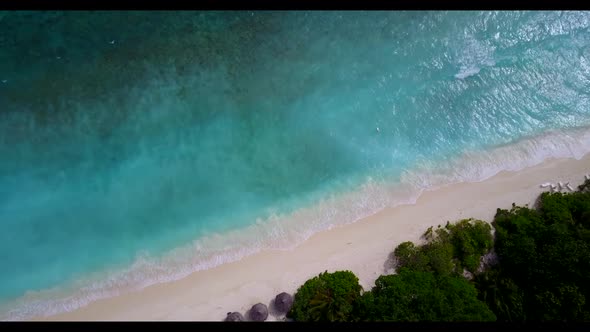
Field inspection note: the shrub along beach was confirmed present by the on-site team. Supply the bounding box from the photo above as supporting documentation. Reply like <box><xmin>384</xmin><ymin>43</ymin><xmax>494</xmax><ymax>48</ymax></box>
<box><xmin>222</xmin><ymin>177</ymin><xmax>590</xmax><ymax>322</ymax></box>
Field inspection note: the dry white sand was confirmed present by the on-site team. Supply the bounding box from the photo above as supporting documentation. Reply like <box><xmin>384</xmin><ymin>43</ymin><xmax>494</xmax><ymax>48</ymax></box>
<box><xmin>37</xmin><ymin>154</ymin><xmax>590</xmax><ymax>321</ymax></box>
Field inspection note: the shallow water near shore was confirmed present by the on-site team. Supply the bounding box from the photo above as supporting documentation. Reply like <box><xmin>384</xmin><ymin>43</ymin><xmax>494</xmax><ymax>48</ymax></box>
<box><xmin>1</xmin><ymin>11</ymin><xmax>590</xmax><ymax>320</ymax></box>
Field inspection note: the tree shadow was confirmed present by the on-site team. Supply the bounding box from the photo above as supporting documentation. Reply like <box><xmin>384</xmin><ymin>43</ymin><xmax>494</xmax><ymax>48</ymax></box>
<box><xmin>382</xmin><ymin>251</ymin><xmax>397</xmax><ymax>275</ymax></box>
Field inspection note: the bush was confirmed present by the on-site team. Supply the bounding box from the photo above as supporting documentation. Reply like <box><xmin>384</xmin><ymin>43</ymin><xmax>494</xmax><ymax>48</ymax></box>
<box><xmin>423</xmin><ymin>240</ymin><xmax>455</xmax><ymax>276</ymax></box>
<box><xmin>288</xmin><ymin>176</ymin><xmax>590</xmax><ymax>322</ymax></box>
<box><xmin>361</xmin><ymin>268</ymin><xmax>496</xmax><ymax>321</ymax></box>
<box><xmin>488</xmin><ymin>188</ymin><xmax>590</xmax><ymax>321</ymax></box>
<box><xmin>393</xmin><ymin>241</ymin><xmax>429</xmax><ymax>272</ymax></box>
<box><xmin>287</xmin><ymin>270</ymin><xmax>363</xmax><ymax>322</ymax></box>
<box><xmin>473</xmin><ymin>267</ymin><xmax>525</xmax><ymax>322</ymax></box>
<box><xmin>445</xmin><ymin>219</ymin><xmax>494</xmax><ymax>273</ymax></box>
<box><xmin>393</xmin><ymin>219</ymin><xmax>493</xmax><ymax>276</ymax></box>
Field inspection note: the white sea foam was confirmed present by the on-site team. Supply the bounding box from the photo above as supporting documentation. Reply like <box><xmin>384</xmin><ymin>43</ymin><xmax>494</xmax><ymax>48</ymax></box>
<box><xmin>401</xmin><ymin>126</ymin><xmax>590</xmax><ymax>190</ymax></box>
<box><xmin>454</xmin><ymin>66</ymin><xmax>481</xmax><ymax>79</ymax></box>
<box><xmin>3</xmin><ymin>125</ymin><xmax>590</xmax><ymax>321</ymax></box>
<box><xmin>454</xmin><ymin>34</ymin><xmax>496</xmax><ymax>80</ymax></box>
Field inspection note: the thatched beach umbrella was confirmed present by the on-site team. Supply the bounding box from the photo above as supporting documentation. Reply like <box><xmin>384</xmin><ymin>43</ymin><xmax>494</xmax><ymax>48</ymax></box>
<box><xmin>225</xmin><ymin>312</ymin><xmax>244</xmax><ymax>321</ymax></box>
<box><xmin>274</xmin><ymin>292</ymin><xmax>293</xmax><ymax>314</ymax></box>
<box><xmin>249</xmin><ymin>303</ymin><xmax>269</xmax><ymax>321</ymax></box>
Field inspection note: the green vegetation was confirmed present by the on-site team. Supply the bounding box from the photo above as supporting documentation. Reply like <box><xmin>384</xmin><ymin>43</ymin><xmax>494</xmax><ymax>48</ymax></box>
<box><xmin>395</xmin><ymin>218</ymin><xmax>494</xmax><ymax>276</ymax></box>
<box><xmin>357</xmin><ymin>268</ymin><xmax>496</xmax><ymax>321</ymax></box>
<box><xmin>287</xmin><ymin>178</ymin><xmax>590</xmax><ymax>322</ymax></box>
<box><xmin>287</xmin><ymin>270</ymin><xmax>363</xmax><ymax>322</ymax></box>
<box><xmin>475</xmin><ymin>185</ymin><xmax>590</xmax><ymax>321</ymax></box>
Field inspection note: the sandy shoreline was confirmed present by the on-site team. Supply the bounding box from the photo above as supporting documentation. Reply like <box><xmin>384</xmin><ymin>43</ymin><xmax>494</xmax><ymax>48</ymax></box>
<box><xmin>36</xmin><ymin>153</ymin><xmax>590</xmax><ymax>321</ymax></box>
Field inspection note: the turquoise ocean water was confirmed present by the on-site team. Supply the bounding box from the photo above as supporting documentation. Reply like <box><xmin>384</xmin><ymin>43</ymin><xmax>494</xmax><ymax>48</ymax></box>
<box><xmin>2</xmin><ymin>11</ymin><xmax>590</xmax><ymax>319</ymax></box>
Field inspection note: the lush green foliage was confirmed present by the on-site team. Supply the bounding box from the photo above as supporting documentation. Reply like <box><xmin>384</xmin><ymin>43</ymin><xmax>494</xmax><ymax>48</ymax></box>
<box><xmin>482</xmin><ymin>189</ymin><xmax>590</xmax><ymax>321</ymax></box>
<box><xmin>473</xmin><ymin>267</ymin><xmax>525</xmax><ymax>321</ymax></box>
<box><xmin>289</xmin><ymin>178</ymin><xmax>590</xmax><ymax>322</ymax></box>
<box><xmin>394</xmin><ymin>218</ymin><xmax>493</xmax><ymax>275</ymax></box>
<box><xmin>358</xmin><ymin>268</ymin><xmax>496</xmax><ymax>321</ymax></box>
<box><xmin>290</xmin><ymin>219</ymin><xmax>495</xmax><ymax>322</ymax></box>
<box><xmin>287</xmin><ymin>270</ymin><xmax>363</xmax><ymax>322</ymax></box>
<box><xmin>446</xmin><ymin>219</ymin><xmax>494</xmax><ymax>273</ymax></box>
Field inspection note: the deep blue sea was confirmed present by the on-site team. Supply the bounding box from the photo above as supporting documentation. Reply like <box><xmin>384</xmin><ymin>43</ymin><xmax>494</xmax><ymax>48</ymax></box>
<box><xmin>2</xmin><ymin>11</ymin><xmax>590</xmax><ymax>320</ymax></box>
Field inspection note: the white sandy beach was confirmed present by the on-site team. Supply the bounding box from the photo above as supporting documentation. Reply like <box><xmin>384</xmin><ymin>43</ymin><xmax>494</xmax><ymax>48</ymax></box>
<box><xmin>37</xmin><ymin>153</ymin><xmax>590</xmax><ymax>321</ymax></box>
